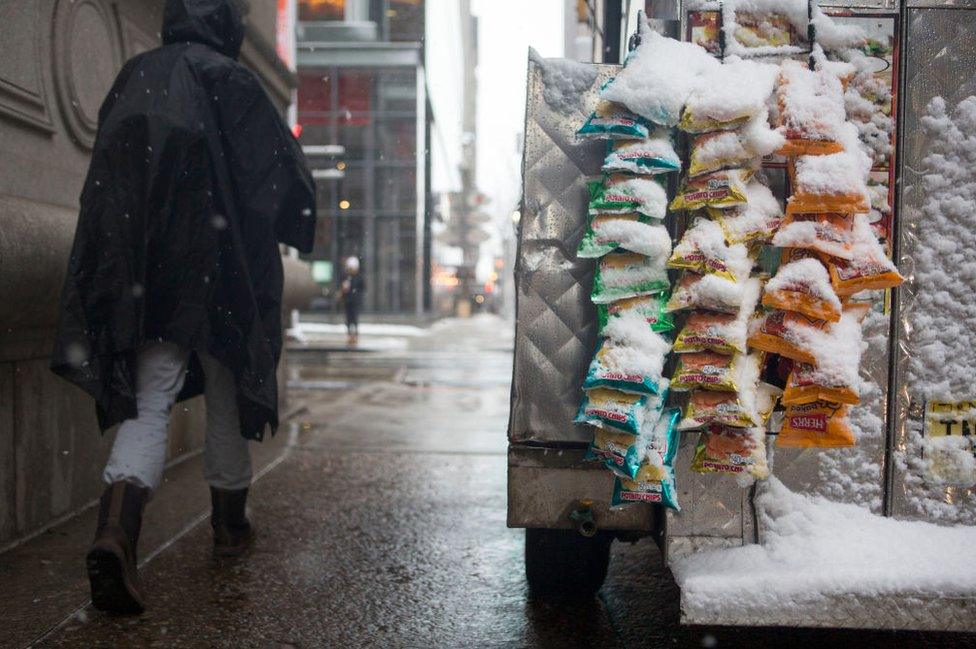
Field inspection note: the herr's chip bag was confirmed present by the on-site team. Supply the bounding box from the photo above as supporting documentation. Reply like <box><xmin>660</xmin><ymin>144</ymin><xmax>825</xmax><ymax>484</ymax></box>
<box><xmin>783</xmin><ymin>361</ymin><xmax>860</xmax><ymax>406</ymax></box>
<box><xmin>574</xmin><ymin>388</ymin><xmax>649</xmax><ymax>436</ymax></box>
<box><xmin>578</xmin><ymin>213</ymin><xmax>672</xmax><ymax>260</ymax></box>
<box><xmin>706</xmin><ymin>180</ymin><xmax>783</xmax><ymax>246</ymax></box>
<box><xmin>776</xmin><ymin>400</ymin><xmax>855</xmax><ymax>448</ymax></box>
<box><xmin>670</xmin><ymin>168</ymin><xmax>752</xmax><ymax>211</ymax></box>
<box><xmin>773</xmin><ymin>213</ymin><xmax>855</xmax><ymax>261</ymax></box>
<box><xmin>577</xmin><ymin>99</ymin><xmax>651</xmax><ymax>141</ymax></box>
<box><xmin>747</xmin><ymin>309</ymin><xmax>830</xmax><ymax>365</ymax></box>
<box><xmin>762</xmin><ymin>257</ymin><xmax>842</xmax><ymax>322</ymax></box>
<box><xmin>602</xmin><ymin>134</ymin><xmax>681</xmax><ymax>175</ymax></box>
<box><xmin>825</xmin><ymin>215</ymin><xmax>903</xmax><ymax>296</ymax></box>
<box><xmin>597</xmin><ymin>294</ymin><xmax>674</xmax><ymax>334</ymax></box>
<box><xmin>691</xmin><ymin>426</ymin><xmax>770</xmax><ymax>480</ymax></box>
<box><xmin>667</xmin><ymin>218</ymin><xmax>751</xmax><ymax>282</ymax></box>
<box><xmin>587</xmin><ymin>400</ymin><xmax>672</xmax><ymax>479</ymax></box>
<box><xmin>687</xmin><ymin>111</ymin><xmax>785</xmax><ymax>177</ymax></box>
<box><xmin>592</xmin><ymin>252</ymin><xmax>671</xmax><ymax>304</ymax></box>
<box><xmin>588</xmin><ymin>175</ymin><xmax>668</xmax><ymax>219</ymax></box>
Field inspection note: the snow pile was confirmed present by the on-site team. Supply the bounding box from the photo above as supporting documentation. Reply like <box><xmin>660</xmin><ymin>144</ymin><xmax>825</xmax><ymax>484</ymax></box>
<box><xmin>683</xmin><ymin>57</ymin><xmax>780</xmax><ymax>126</ymax></box>
<box><xmin>690</xmin><ymin>112</ymin><xmax>785</xmax><ymax>176</ymax></box>
<box><xmin>792</xmin><ymin>123</ymin><xmax>872</xmax><ymax>200</ymax></box>
<box><xmin>591</xmin><ymin>218</ymin><xmax>673</xmax><ymax>260</ymax></box>
<box><xmin>721</xmin><ymin>0</ymin><xmax>809</xmax><ymax>58</ymax></box>
<box><xmin>672</xmin><ymin>477</ymin><xmax>976</xmax><ymax>612</ymax></box>
<box><xmin>598</xmin><ymin>312</ymin><xmax>672</xmax><ymax>380</ymax></box>
<box><xmin>773</xmin><ymin>217</ymin><xmax>855</xmax><ymax>260</ymax></box>
<box><xmin>777</xmin><ymin>60</ymin><xmax>847</xmax><ymax>142</ymax></box>
<box><xmin>766</xmin><ymin>258</ymin><xmax>842</xmax><ymax>310</ymax></box>
<box><xmin>670</xmin><ymin>218</ymin><xmax>751</xmax><ymax>281</ymax></box>
<box><xmin>601</xmin><ymin>29</ymin><xmax>720</xmax><ymax>126</ymax></box>
<box><xmin>711</xmin><ymin>181</ymin><xmax>783</xmax><ymax>244</ymax></box>
<box><xmin>529</xmin><ymin>48</ymin><xmax>598</xmax><ymax>115</ymax></box>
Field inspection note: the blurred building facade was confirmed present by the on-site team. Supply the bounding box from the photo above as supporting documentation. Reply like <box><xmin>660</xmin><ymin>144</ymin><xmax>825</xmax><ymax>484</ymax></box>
<box><xmin>0</xmin><ymin>0</ymin><xmax>305</xmax><ymax>548</ymax></box>
<box><xmin>296</xmin><ymin>0</ymin><xmax>431</xmax><ymax>315</ymax></box>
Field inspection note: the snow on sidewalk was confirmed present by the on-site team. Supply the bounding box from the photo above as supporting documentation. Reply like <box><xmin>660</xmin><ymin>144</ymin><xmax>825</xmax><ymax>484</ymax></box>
<box><xmin>672</xmin><ymin>477</ymin><xmax>976</xmax><ymax>617</ymax></box>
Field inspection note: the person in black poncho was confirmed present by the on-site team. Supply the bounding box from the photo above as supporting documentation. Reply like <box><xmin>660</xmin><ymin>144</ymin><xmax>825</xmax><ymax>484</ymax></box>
<box><xmin>50</xmin><ymin>0</ymin><xmax>315</xmax><ymax>614</ymax></box>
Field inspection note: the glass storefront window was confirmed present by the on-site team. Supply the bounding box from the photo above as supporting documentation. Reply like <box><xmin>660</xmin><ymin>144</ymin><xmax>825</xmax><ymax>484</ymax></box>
<box><xmin>376</xmin><ymin>119</ymin><xmax>416</xmax><ymax>161</ymax></box>
<box><xmin>376</xmin><ymin>167</ymin><xmax>416</xmax><ymax>213</ymax></box>
<box><xmin>298</xmin><ymin>0</ymin><xmax>345</xmax><ymax>21</ymax></box>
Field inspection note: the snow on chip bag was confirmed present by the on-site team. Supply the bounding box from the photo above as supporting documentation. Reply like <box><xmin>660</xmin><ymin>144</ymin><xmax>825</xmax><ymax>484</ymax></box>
<box><xmin>747</xmin><ymin>309</ymin><xmax>830</xmax><ymax>365</ymax></box>
<box><xmin>776</xmin><ymin>59</ymin><xmax>847</xmax><ymax>156</ymax></box>
<box><xmin>678</xmin><ymin>58</ymin><xmax>779</xmax><ymax>134</ymax></box>
<box><xmin>577</xmin><ymin>213</ymin><xmax>672</xmax><ymax>260</ymax></box>
<box><xmin>777</xmin><ymin>399</ymin><xmax>855</xmax><ymax>448</ymax></box>
<box><xmin>670</xmin><ymin>168</ymin><xmax>752</xmax><ymax>211</ymax></box>
<box><xmin>611</xmin><ymin>408</ymin><xmax>682</xmax><ymax>510</ymax></box>
<box><xmin>588</xmin><ymin>175</ymin><xmax>668</xmax><ymax>219</ymax></box>
<box><xmin>602</xmin><ymin>132</ymin><xmax>681</xmax><ymax>175</ymax></box>
<box><xmin>597</xmin><ymin>294</ymin><xmax>674</xmax><ymax>334</ymax></box>
<box><xmin>673</xmin><ymin>279</ymin><xmax>759</xmax><ymax>354</ymax></box>
<box><xmin>677</xmin><ymin>359</ymin><xmax>780</xmax><ymax>430</ymax></box>
<box><xmin>592</xmin><ymin>252</ymin><xmax>671</xmax><ymax>304</ymax></box>
<box><xmin>575</xmin><ymin>387</ymin><xmax>650</xmax><ymax>436</ymax></box>
<box><xmin>825</xmin><ymin>214</ymin><xmax>903</xmax><ymax>296</ymax></box>
<box><xmin>773</xmin><ymin>213</ymin><xmax>855</xmax><ymax>260</ymax></box>
<box><xmin>691</xmin><ymin>425</ymin><xmax>770</xmax><ymax>481</ymax></box>
<box><xmin>786</xmin><ymin>126</ymin><xmax>873</xmax><ymax>216</ymax></box>
<box><xmin>668</xmin><ymin>218</ymin><xmax>751</xmax><ymax>281</ymax></box>
<box><xmin>576</xmin><ymin>98</ymin><xmax>652</xmax><ymax>141</ymax></box>
<box><xmin>583</xmin><ymin>315</ymin><xmax>671</xmax><ymax>394</ymax></box>
<box><xmin>688</xmin><ymin>111</ymin><xmax>785</xmax><ymax>177</ymax></box>
<box><xmin>762</xmin><ymin>257</ymin><xmax>842</xmax><ymax>322</ymax></box>
<box><xmin>779</xmin><ymin>306</ymin><xmax>864</xmax><ymax>405</ymax></box>
<box><xmin>707</xmin><ymin>180</ymin><xmax>783</xmax><ymax>245</ymax></box>
<box><xmin>666</xmin><ymin>271</ymin><xmax>757</xmax><ymax>315</ymax></box>
<box><xmin>784</xmin><ymin>361</ymin><xmax>860</xmax><ymax>406</ymax></box>
<box><xmin>600</xmin><ymin>28</ymin><xmax>720</xmax><ymax>127</ymax></box>
<box><xmin>586</xmin><ymin>392</ymin><xmax>670</xmax><ymax>478</ymax></box>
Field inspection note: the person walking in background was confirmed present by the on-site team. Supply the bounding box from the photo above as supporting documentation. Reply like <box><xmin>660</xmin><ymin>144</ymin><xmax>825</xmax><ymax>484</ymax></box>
<box><xmin>50</xmin><ymin>0</ymin><xmax>315</xmax><ymax>615</ymax></box>
<box><xmin>341</xmin><ymin>256</ymin><xmax>365</xmax><ymax>346</ymax></box>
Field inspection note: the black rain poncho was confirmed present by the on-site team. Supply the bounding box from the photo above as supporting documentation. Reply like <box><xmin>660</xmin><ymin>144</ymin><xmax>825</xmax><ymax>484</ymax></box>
<box><xmin>51</xmin><ymin>0</ymin><xmax>316</xmax><ymax>440</ymax></box>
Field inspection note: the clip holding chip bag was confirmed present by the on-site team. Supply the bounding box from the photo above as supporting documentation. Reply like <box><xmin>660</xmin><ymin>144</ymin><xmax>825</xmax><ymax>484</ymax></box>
<box><xmin>777</xmin><ymin>400</ymin><xmax>855</xmax><ymax>448</ymax></box>
<box><xmin>592</xmin><ymin>252</ymin><xmax>671</xmax><ymax>304</ymax></box>
<box><xmin>597</xmin><ymin>294</ymin><xmax>674</xmax><ymax>334</ymax></box>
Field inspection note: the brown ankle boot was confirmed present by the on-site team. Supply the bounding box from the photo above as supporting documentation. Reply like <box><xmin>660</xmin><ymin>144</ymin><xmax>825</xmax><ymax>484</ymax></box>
<box><xmin>86</xmin><ymin>481</ymin><xmax>149</xmax><ymax>614</ymax></box>
<box><xmin>211</xmin><ymin>487</ymin><xmax>253</xmax><ymax>557</ymax></box>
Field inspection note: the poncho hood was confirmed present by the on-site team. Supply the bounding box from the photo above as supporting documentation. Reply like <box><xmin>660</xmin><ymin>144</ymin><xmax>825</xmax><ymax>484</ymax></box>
<box><xmin>162</xmin><ymin>0</ymin><xmax>245</xmax><ymax>60</ymax></box>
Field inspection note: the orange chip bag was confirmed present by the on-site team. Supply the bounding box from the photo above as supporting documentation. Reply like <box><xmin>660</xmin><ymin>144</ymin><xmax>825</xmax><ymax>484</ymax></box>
<box><xmin>761</xmin><ymin>257</ymin><xmax>842</xmax><ymax>322</ymax></box>
<box><xmin>772</xmin><ymin>213</ymin><xmax>855</xmax><ymax>260</ymax></box>
<box><xmin>747</xmin><ymin>310</ymin><xmax>829</xmax><ymax>365</ymax></box>
<box><xmin>786</xmin><ymin>156</ymin><xmax>871</xmax><ymax>215</ymax></box>
<box><xmin>671</xmin><ymin>351</ymin><xmax>738</xmax><ymax>392</ymax></box>
<box><xmin>777</xmin><ymin>400</ymin><xmax>854</xmax><ymax>448</ymax></box>
<box><xmin>783</xmin><ymin>362</ymin><xmax>860</xmax><ymax>406</ymax></box>
<box><xmin>826</xmin><ymin>215</ymin><xmax>904</xmax><ymax>296</ymax></box>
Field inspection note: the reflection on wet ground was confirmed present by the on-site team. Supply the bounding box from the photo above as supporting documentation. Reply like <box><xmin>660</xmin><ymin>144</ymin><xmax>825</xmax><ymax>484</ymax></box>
<box><xmin>23</xmin><ymin>316</ymin><xmax>976</xmax><ymax>648</ymax></box>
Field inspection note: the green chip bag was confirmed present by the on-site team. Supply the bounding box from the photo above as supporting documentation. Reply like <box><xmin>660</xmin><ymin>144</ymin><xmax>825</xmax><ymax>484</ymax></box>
<box><xmin>597</xmin><ymin>294</ymin><xmax>674</xmax><ymax>334</ymax></box>
<box><xmin>591</xmin><ymin>252</ymin><xmax>670</xmax><ymax>304</ymax></box>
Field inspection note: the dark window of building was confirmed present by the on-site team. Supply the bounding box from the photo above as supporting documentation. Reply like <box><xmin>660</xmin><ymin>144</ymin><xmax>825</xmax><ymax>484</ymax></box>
<box><xmin>387</xmin><ymin>0</ymin><xmax>424</xmax><ymax>42</ymax></box>
<box><xmin>299</xmin><ymin>0</ymin><xmax>345</xmax><ymax>21</ymax></box>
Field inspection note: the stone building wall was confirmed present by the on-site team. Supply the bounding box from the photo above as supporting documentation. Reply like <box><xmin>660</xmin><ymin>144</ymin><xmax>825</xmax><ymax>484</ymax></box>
<box><xmin>0</xmin><ymin>0</ymin><xmax>310</xmax><ymax>548</ymax></box>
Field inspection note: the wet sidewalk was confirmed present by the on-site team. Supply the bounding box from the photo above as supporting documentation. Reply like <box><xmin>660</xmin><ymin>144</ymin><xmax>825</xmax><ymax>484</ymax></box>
<box><xmin>4</xmin><ymin>316</ymin><xmax>972</xmax><ymax>648</ymax></box>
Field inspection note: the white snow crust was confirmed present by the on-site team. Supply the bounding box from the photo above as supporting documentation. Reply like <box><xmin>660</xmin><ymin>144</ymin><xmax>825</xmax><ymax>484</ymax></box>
<box><xmin>672</xmin><ymin>477</ymin><xmax>976</xmax><ymax>611</ymax></box>
<box><xmin>592</xmin><ymin>219</ymin><xmax>673</xmax><ymax>261</ymax></box>
<box><xmin>683</xmin><ymin>57</ymin><xmax>780</xmax><ymax>125</ymax></box>
<box><xmin>529</xmin><ymin>48</ymin><xmax>599</xmax><ymax>115</ymax></box>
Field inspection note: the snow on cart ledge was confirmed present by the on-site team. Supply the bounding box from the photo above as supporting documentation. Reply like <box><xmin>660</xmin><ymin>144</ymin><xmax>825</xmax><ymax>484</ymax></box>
<box><xmin>671</xmin><ymin>478</ymin><xmax>976</xmax><ymax>630</ymax></box>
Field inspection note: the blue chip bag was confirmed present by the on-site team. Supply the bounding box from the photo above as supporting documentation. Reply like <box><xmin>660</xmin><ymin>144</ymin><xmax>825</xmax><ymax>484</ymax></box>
<box><xmin>585</xmin><ymin>391</ymin><xmax>670</xmax><ymax>478</ymax></box>
<box><xmin>577</xmin><ymin>99</ymin><xmax>652</xmax><ymax>141</ymax></box>
<box><xmin>574</xmin><ymin>387</ymin><xmax>648</xmax><ymax>436</ymax></box>
<box><xmin>611</xmin><ymin>408</ymin><xmax>681</xmax><ymax>510</ymax></box>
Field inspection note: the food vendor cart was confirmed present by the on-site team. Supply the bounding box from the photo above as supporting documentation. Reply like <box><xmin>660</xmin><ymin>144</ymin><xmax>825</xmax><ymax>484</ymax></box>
<box><xmin>507</xmin><ymin>0</ymin><xmax>976</xmax><ymax>630</ymax></box>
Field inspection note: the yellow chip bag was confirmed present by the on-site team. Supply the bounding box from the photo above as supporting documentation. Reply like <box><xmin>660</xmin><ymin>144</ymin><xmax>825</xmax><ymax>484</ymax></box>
<box><xmin>691</xmin><ymin>426</ymin><xmax>769</xmax><ymax>480</ymax></box>
<box><xmin>673</xmin><ymin>311</ymin><xmax>745</xmax><ymax>355</ymax></box>
<box><xmin>671</xmin><ymin>351</ymin><xmax>739</xmax><ymax>392</ymax></box>
<box><xmin>777</xmin><ymin>400</ymin><xmax>855</xmax><ymax>448</ymax></box>
<box><xmin>667</xmin><ymin>218</ymin><xmax>751</xmax><ymax>282</ymax></box>
<box><xmin>670</xmin><ymin>169</ymin><xmax>752</xmax><ymax>212</ymax></box>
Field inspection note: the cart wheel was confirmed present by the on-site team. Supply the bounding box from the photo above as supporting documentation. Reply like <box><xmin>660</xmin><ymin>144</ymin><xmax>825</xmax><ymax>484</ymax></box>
<box><xmin>524</xmin><ymin>528</ymin><xmax>613</xmax><ymax>598</ymax></box>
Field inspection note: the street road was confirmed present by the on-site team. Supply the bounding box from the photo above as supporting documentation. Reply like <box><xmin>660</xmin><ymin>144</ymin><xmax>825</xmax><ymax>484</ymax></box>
<box><xmin>21</xmin><ymin>316</ymin><xmax>975</xmax><ymax>647</ymax></box>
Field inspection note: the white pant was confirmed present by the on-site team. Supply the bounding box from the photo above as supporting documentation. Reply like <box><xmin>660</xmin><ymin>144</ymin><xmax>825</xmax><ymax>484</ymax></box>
<box><xmin>103</xmin><ymin>342</ymin><xmax>252</xmax><ymax>492</ymax></box>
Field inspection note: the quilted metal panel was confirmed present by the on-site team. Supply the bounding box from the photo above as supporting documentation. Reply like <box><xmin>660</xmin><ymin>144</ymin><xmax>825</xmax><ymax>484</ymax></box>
<box><xmin>508</xmin><ymin>61</ymin><xmax>617</xmax><ymax>445</ymax></box>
